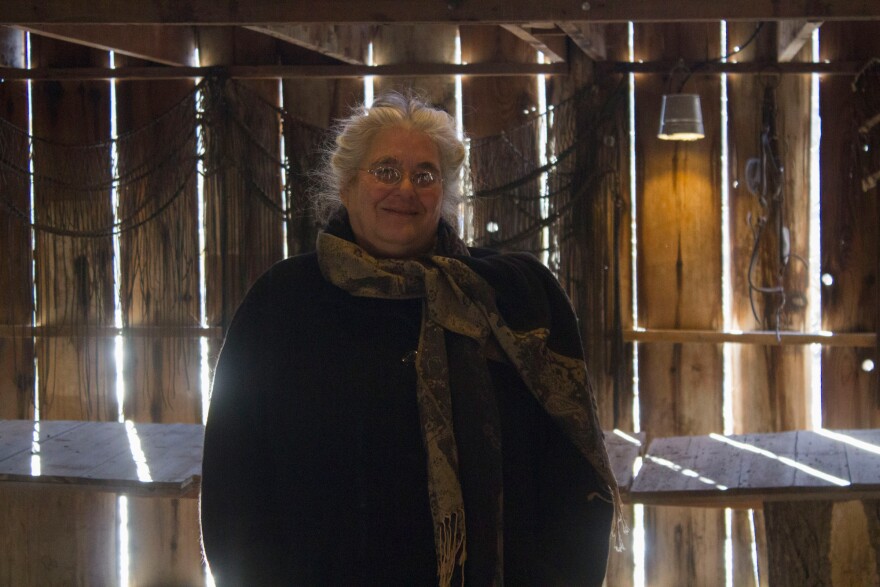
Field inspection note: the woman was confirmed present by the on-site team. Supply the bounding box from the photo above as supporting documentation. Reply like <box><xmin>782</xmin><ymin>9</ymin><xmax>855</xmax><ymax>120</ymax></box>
<box><xmin>200</xmin><ymin>92</ymin><xmax>620</xmax><ymax>586</ymax></box>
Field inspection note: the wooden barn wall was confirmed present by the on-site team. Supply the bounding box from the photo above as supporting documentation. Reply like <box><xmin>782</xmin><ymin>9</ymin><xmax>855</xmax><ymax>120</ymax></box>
<box><xmin>726</xmin><ymin>20</ymin><xmax>813</xmax><ymax>587</ymax></box>
<box><xmin>818</xmin><ymin>21</ymin><xmax>880</xmax><ymax>587</ymax></box>
<box><xmin>545</xmin><ymin>27</ymin><xmax>637</xmax><ymax>586</ymax></box>
<box><xmin>634</xmin><ymin>21</ymin><xmax>727</xmax><ymax>587</ymax></box>
<box><xmin>114</xmin><ymin>57</ymin><xmax>204</xmax><ymax>585</ymax></box>
<box><xmin>0</xmin><ymin>28</ymin><xmax>32</xmax><ymax>420</ymax></box>
<box><xmin>0</xmin><ymin>19</ymin><xmax>879</xmax><ymax>587</ymax></box>
<box><xmin>1</xmin><ymin>34</ymin><xmax>120</xmax><ymax>585</ymax></box>
<box><xmin>199</xmin><ymin>27</ymin><xmax>287</xmax><ymax>329</ymax></box>
<box><xmin>279</xmin><ymin>35</ymin><xmax>364</xmax><ymax>257</ymax></box>
<box><xmin>820</xmin><ymin>22</ymin><xmax>880</xmax><ymax>430</ymax></box>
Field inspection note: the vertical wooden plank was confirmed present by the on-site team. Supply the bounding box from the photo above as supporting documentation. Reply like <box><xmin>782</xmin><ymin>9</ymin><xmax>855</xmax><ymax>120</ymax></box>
<box><xmin>113</xmin><ymin>57</ymin><xmax>206</xmax><ymax>585</ymax></box>
<box><xmin>548</xmin><ymin>28</ymin><xmax>636</xmax><ymax>587</ymax></box>
<box><xmin>634</xmin><ymin>21</ymin><xmax>726</xmax><ymax>587</ymax></box>
<box><xmin>0</xmin><ymin>485</ymin><xmax>118</xmax><ymax>586</ymax></box>
<box><xmin>372</xmin><ymin>24</ymin><xmax>457</xmax><ymax>114</ymax></box>
<box><xmin>820</xmin><ymin>22</ymin><xmax>880</xmax><ymax>429</ymax></box>
<box><xmin>0</xmin><ymin>27</ymin><xmax>34</xmax><ymax>419</ymax></box>
<box><xmin>863</xmin><ymin>500</ymin><xmax>880</xmax><ymax>581</ymax></box>
<box><xmin>280</xmin><ymin>37</ymin><xmax>364</xmax><ymax>255</ymax></box>
<box><xmin>460</xmin><ymin>25</ymin><xmax>535</xmax><ymax>140</ymax></box>
<box><xmin>30</xmin><ymin>36</ymin><xmax>117</xmax><ymax>422</ymax></box>
<box><xmin>199</xmin><ymin>27</ymin><xmax>285</xmax><ymax>330</ymax></box>
<box><xmin>829</xmin><ymin>500</ymin><xmax>878</xmax><ymax>586</ymax></box>
<box><xmin>728</xmin><ymin>22</ymin><xmax>811</xmax><ymax>436</ymax></box>
<box><xmin>460</xmin><ymin>25</ymin><xmax>543</xmax><ymax>255</ymax></box>
<box><xmin>126</xmin><ymin>494</ymin><xmax>204</xmax><ymax>587</ymax></box>
<box><xmin>764</xmin><ymin>500</ymin><xmax>833</xmax><ymax>587</ymax></box>
<box><xmin>726</xmin><ymin>23</ymin><xmax>813</xmax><ymax>584</ymax></box>
<box><xmin>115</xmin><ymin>58</ymin><xmax>201</xmax><ymax>424</ymax></box>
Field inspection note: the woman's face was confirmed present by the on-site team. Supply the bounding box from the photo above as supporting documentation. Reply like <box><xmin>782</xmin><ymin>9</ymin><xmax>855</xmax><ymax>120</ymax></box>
<box><xmin>341</xmin><ymin>126</ymin><xmax>444</xmax><ymax>258</ymax></box>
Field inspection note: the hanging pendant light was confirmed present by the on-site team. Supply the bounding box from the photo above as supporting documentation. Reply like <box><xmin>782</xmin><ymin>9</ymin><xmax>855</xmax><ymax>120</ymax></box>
<box><xmin>657</xmin><ymin>93</ymin><xmax>705</xmax><ymax>141</ymax></box>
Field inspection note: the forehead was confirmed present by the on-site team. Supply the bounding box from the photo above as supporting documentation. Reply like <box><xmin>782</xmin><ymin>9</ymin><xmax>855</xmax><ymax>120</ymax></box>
<box><xmin>365</xmin><ymin>126</ymin><xmax>440</xmax><ymax>167</ymax></box>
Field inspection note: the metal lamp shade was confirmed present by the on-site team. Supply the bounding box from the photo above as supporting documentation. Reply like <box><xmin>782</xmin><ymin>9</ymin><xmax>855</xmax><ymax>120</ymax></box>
<box><xmin>658</xmin><ymin>93</ymin><xmax>705</xmax><ymax>141</ymax></box>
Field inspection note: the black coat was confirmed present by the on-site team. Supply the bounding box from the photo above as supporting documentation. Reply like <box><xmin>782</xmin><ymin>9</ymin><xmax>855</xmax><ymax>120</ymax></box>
<box><xmin>200</xmin><ymin>247</ymin><xmax>613</xmax><ymax>586</ymax></box>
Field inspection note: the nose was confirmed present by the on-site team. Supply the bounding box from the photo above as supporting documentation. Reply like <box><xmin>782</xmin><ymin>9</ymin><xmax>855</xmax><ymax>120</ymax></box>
<box><xmin>397</xmin><ymin>174</ymin><xmax>417</xmax><ymax>194</ymax></box>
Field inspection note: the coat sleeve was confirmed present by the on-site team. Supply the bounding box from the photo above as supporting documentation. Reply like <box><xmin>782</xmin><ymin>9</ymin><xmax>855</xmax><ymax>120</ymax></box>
<box><xmin>200</xmin><ymin>270</ymin><xmax>289</xmax><ymax>586</ymax></box>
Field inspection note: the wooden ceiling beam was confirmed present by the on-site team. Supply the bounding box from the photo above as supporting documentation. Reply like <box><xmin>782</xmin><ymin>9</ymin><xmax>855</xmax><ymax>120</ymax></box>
<box><xmin>557</xmin><ymin>22</ymin><xmax>606</xmax><ymax>61</ymax></box>
<box><xmin>499</xmin><ymin>25</ymin><xmax>566</xmax><ymax>63</ymax></box>
<box><xmin>244</xmin><ymin>24</ymin><xmax>371</xmax><ymax>65</ymax></box>
<box><xmin>776</xmin><ymin>20</ymin><xmax>822</xmax><ymax>62</ymax></box>
<box><xmin>598</xmin><ymin>60</ymin><xmax>864</xmax><ymax>75</ymax></box>
<box><xmin>16</xmin><ymin>24</ymin><xmax>197</xmax><ymax>65</ymax></box>
<box><xmin>0</xmin><ymin>61</ymin><xmax>568</xmax><ymax>81</ymax></box>
<box><xmin>2</xmin><ymin>0</ymin><xmax>879</xmax><ymax>25</ymax></box>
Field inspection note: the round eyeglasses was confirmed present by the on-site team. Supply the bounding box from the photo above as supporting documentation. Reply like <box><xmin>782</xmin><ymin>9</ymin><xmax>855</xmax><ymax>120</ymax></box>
<box><xmin>361</xmin><ymin>166</ymin><xmax>441</xmax><ymax>189</ymax></box>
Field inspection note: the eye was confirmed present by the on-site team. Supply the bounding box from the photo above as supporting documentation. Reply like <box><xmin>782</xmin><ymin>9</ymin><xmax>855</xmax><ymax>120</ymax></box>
<box><xmin>411</xmin><ymin>171</ymin><xmax>438</xmax><ymax>188</ymax></box>
<box><xmin>370</xmin><ymin>166</ymin><xmax>401</xmax><ymax>184</ymax></box>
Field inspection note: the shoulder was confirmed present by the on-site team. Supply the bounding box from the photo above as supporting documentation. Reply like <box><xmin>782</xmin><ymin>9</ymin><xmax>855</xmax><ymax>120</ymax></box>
<box><xmin>227</xmin><ymin>252</ymin><xmax>330</xmax><ymax>328</ymax></box>
<box><xmin>460</xmin><ymin>247</ymin><xmax>559</xmax><ymax>294</ymax></box>
<box><xmin>456</xmin><ymin>248</ymin><xmax>583</xmax><ymax>358</ymax></box>
<box><xmin>242</xmin><ymin>252</ymin><xmax>324</xmax><ymax>302</ymax></box>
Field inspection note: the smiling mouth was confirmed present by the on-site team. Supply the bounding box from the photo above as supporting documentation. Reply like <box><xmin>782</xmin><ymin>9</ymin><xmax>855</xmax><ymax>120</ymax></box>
<box><xmin>381</xmin><ymin>208</ymin><xmax>419</xmax><ymax>216</ymax></box>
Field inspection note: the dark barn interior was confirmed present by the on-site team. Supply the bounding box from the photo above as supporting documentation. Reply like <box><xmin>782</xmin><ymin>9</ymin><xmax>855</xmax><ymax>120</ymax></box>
<box><xmin>1</xmin><ymin>2</ymin><xmax>880</xmax><ymax>585</ymax></box>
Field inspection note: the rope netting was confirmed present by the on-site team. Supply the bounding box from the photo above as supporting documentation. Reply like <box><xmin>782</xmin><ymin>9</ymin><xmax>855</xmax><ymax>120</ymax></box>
<box><xmin>0</xmin><ymin>76</ymin><xmax>626</xmax><ymax>417</ymax></box>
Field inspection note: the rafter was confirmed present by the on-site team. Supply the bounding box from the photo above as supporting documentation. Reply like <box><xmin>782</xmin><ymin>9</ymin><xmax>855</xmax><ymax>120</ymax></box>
<box><xmin>776</xmin><ymin>20</ymin><xmax>822</xmax><ymax>62</ymax></box>
<box><xmin>17</xmin><ymin>25</ymin><xmax>196</xmax><ymax>65</ymax></box>
<box><xmin>499</xmin><ymin>24</ymin><xmax>566</xmax><ymax>63</ymax></box>
<box><xmin>557</xmin><ymin>22</ymin><xmax>606</xmax><ymax>61</ymax></box>
<box><xmin>244</xmin><ymin>24</ymin><xmax>370</xmax><ymax>65</ymax></box>
<box><xmin>3</xmin><ymin>0</ymin><xmax>879</xmax><ymax>25</ymax></box>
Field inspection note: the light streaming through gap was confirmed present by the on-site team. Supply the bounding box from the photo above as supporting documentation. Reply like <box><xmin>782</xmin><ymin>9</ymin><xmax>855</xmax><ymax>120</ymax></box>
<box><xmin>627</xmin><ymin>21</ymin><xmax>646</xmax><ymax>587</ymax></box>
<box><xmin>454</xmin><ymin>28</ymin><xmax>473</xmax><ymax>241</ymax></box>
<box><xmin>364</xmin><ymin>42</ymin><xmax>375</xmax><ymax>108</ymax></box>
<box><xmin>108</xmin><ymin>50</ymin><xmax>131</xmax><ymax>587</ymax></box>
<box><xmin>809</xmin><ymin>28</ymin><xmax>823</xmax><ymax>430</ymax></box>
<box><xmin>536</xmin><ymin>52</ymin><xmax>551</xmax><ymax>269</ymax></box>
<box><xmin>279</xmin><ymin>79</ymin><xmax>289</xmax><ymax>259</ymax></box>
<box><xmin>25</xmin><ymin>31</ymin><xmax>41</xmax><ymax>477</ymax></box>
<box><xmin>719</xmin><ymin>21</ymin><xmax>736</xmax><ymax>587</ymax></box>
<box><xmin>194</xmin><ymin>48</ymin><xmax>211</xmax><ymax>428</ymax></box>
<box><xmin>194</xmin><ymin>48</ymin><xmax>216</xmax><ymax>587</ymax></box>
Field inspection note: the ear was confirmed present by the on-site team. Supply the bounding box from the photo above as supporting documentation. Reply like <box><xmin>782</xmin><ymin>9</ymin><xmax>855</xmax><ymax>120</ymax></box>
<box><xmin>339</xmin><ymin>176</ymin><xmax>356</xmax><ymax>207</ymax></box>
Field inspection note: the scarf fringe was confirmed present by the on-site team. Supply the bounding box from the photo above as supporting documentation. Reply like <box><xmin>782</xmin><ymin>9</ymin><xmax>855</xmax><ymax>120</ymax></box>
<box><xmin>437</xmin><ymin>509</ymin><xmax>467</xmax><ymax>587</ymax></box>
<box><xmin>588</xmin><ymin>484</ymin><xmax>629</xmax><ymax>552</ymax></box>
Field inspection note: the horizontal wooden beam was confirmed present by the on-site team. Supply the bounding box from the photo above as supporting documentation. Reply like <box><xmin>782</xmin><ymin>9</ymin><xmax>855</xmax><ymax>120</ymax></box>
<box><xmin>0</xmin><ymin>325</ymin><xmax>225</xmax><ymax>339</ymax></box>
<box><xmin>18</xmin><ymin>24</ymin><xmax>197</xmax><ymax>66</ymax></box>
<box><xmin>624</xmin><ymin>329</ymin><xmax>876</xmax><ymax>347</ymax></box>
<box><xmin>3</xmin><ymin>0</ymin><xmax>879</xmax><ymax>25</ymax></box>
<box><xmin>0</xmin><ymin>61</ymin><xmax>568</xmax><ymax>80</ymax></box>
<box><xmin>5</xmin><ymin>325</ymin><xmax>873</xmax><ymax>348</ymax></box>
<box><xmin>598</xmin><ymin>60</ymin><xmax>866</xmax><ymax>75</ymax></box>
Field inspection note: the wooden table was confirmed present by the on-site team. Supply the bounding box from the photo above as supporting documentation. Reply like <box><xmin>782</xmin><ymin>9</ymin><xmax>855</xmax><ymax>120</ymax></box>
<box><xmin>630</xmin><ymin>429</ymin><xmax>880</xmax><ymax>587</ymax></box>
<box><xmin>0</xmin><ymin>420</ymin><xmax>645</xmax><ymax>499</ymax></box>
<box><xmin>0</xmin><ymin>419</ymin><xmax>203</xmax><ymax>497</ymax></box>
<box><xmin>4</xmin><ymin>419</ymin><xmax>879</xmax><ymax>586</ymax></box>
<box><xmin>629</xmin><ymin>428</ymin><xmax>880</xmax><ymax>508</ymax></box>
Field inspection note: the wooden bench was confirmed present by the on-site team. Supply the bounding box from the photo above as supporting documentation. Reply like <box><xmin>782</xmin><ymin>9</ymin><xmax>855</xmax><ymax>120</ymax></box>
<box><xmin>0</xmin><ymin>419</ymin><xmax>203</xmax><ymax>497</ymax></box>
<box><xmin>3</xmin><ymin>420</ymin><xmax>879</xmax><ymax>586</ymax></box>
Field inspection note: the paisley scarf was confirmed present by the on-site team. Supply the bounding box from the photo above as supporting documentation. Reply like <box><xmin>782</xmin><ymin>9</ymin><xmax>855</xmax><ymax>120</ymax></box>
<box><xmin>316</xmin><ymin>213</ymin><xmax>621</xmax><ymax>586</ymax></box>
